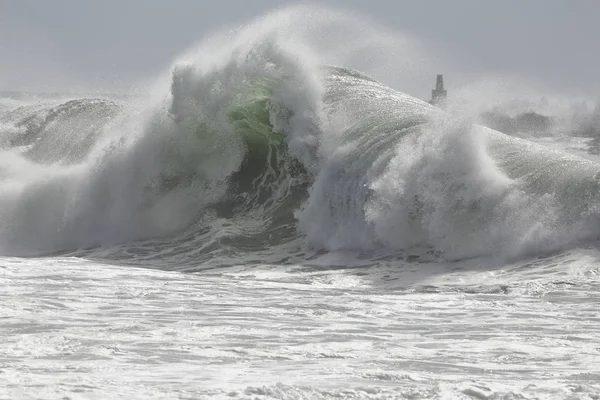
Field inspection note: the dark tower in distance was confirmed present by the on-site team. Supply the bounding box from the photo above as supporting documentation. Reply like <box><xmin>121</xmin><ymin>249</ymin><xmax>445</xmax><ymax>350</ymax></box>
<box><xmin>430</xmin><ymin>74</ymin><xmax>447</xmax><ymax>106</ymax></box>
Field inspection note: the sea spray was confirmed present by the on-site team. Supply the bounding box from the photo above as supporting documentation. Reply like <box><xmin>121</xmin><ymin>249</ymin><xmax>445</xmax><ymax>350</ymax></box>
<box><xmin>1</xmin><ymin>6</ymin><xmax>600</xmax><ymax>262</ymax></box>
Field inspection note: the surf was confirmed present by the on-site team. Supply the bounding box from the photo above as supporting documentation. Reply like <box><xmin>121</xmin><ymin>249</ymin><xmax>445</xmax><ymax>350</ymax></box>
<box><xmin>1</xmin><ymin>6</ymin><xmax>599</xmax><ymax>264</ymax></box>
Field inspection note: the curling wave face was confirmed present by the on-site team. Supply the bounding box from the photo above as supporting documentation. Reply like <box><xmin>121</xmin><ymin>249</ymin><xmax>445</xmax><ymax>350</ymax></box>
<box><xmin>1</xmin><ymin>15</ymin><xmax>600</xmax><ymax>264</ymax></box>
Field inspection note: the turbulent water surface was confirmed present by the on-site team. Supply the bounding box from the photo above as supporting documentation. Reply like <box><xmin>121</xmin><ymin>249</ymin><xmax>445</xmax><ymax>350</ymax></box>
<box><xmin>1</xmin><ymin>8</ymin><xmax>600</xmax><ymax>400</ymax></box>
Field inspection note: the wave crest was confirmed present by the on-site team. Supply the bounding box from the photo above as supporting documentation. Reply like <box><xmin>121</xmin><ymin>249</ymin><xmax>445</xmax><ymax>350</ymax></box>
<box><xmin>2</xmin><ymin>8</ymin><xmax>600</xmax><ymax>263</ymax></box>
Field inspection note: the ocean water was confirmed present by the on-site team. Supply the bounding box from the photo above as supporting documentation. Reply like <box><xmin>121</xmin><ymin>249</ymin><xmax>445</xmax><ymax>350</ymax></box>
<box><xmin>2</xmin><ymin>7</ymin><xmax>600</xmax><ymax>400</ymax></box>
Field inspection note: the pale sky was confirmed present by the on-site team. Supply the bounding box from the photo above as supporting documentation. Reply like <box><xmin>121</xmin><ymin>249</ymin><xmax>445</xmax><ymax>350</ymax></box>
<box><xmin>1</xmin><ymin>0</ymin><xmax>598</xmax><ymax>98</ymax></box>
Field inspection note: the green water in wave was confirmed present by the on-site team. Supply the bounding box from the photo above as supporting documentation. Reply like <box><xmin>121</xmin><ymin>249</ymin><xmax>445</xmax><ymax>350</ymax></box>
<box><xmin>228</xmin><ymin>77</ymin><xmax>285</xmax><ymax>186</ymax></box>
<box><xmin>223</xmin><ymin>77</ymin><xmax>309</xmax><ymax>222</ymax></box>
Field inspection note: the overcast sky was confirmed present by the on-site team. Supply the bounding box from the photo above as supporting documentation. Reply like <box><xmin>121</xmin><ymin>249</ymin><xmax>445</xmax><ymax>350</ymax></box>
<box><xmin>1</xmin><ymin>0</ymin><xmax>598</xmax><ymax>98</ymax></box>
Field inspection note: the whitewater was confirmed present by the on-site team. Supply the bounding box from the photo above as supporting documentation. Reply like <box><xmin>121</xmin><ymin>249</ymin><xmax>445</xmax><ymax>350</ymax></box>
<box><xmin>1</xmin><ymin>7</ymin><xmax>599</xmax><ymax>399</ymax></box>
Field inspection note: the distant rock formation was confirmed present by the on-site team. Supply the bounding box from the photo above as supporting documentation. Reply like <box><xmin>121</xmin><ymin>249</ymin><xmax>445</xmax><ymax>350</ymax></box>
<box><xmin>574</xmin><ymin>101</ymin><xmax>600</xmax><ymax>137</ymax></box>
<box><xmin>478</xmin><ymin>111</ymin><xmax>517</xmax><ymax>134</ymax></box>
<box><xmin>478</xmin><ymin>111</ymin><xmax>551</xmax><ymax>135</ymax></box>
<box><xmin>515</xmin><ymin>112</ymin><xmax>552</xmax><ymax>133</ymax></box>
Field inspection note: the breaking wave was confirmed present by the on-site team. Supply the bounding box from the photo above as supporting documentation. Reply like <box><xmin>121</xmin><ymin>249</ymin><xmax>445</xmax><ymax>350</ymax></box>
<box><xmin>1</xmin><ymin>7</ymin><xmax>600</xmax><ymax>264</ymax></box>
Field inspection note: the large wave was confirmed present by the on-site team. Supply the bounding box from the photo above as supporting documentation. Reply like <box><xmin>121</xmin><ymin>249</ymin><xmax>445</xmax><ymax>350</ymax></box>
<box><xmin>1</xmin><ymin>7</ymin><xmax>600</xmax><ymax>262</ymax></box>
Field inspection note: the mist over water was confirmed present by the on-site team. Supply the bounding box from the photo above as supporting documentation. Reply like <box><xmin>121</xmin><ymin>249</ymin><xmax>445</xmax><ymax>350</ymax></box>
<box><xmin>1</xmin><ymin>5</ymin><xmax>600</xmax><ymax>399</ymax></box>
<box><xmin>0</xmin><ymin>5</ymin><xmax>598</xmax><ymax>261</ymax></box>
